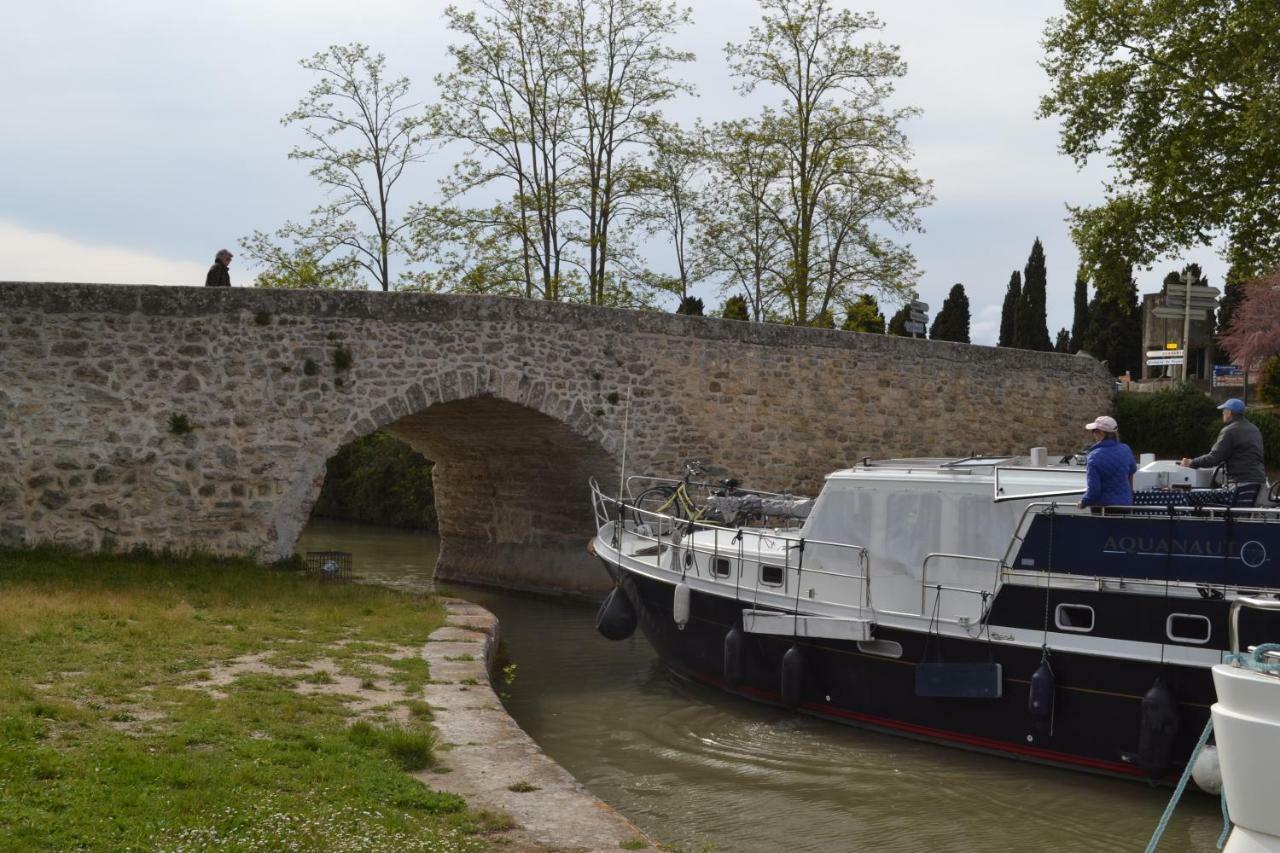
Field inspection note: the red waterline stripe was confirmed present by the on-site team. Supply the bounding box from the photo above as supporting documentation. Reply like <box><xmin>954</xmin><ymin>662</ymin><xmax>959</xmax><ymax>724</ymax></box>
<box><xmin>685</xmin><ymin>671</ymin><xmax>1149</xmax><ymax>779</ymax></box>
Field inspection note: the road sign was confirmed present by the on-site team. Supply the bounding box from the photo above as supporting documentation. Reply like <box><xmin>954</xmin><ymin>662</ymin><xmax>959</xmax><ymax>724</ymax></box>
<box><xmin>1165</xmin><ymin>342</ymin><xmax>1180</xmax><ymax>350</ymax></box>
<box><xmin>1167</xmin><ymin>285</ymin><xmax>1221</xmax><ymax>298</ymax></box>
<box><xmin>908</xmin><ymin>310</ymin><xmax>928</xmax><ymax>323</ymax></box>
<box><xmin>1147</xmin><ymin>349</ymin><xmax>1184</xmax><ymax>358</ymax></box>
<box><xmin>1146</xmin><ymin>356</ymin><xmax>1185</xmax><ymax>367</ymax></box>
<box><xmin>909</xmin><ymin>300</ymin><xmax>929</xmax><ymax>312</ymax></box>
<box><xmin>1152</xmin><ymin>306</ymin><xmax>1212</xmax><ymax>320</ymax></box>
<box><xmin>1162</xmin><ymin>298</ymin><xmax>1222</xmax><ymax>311</ymax></box>
<box><xmin>1213</xmin><ymin>364</ymin><xmax>1245</xmax><ymax>388</ymax></box>
<box><xmin>904</xmin><ymin>321</ymin><xmax>927</xmax><ymax>335</ymax></box>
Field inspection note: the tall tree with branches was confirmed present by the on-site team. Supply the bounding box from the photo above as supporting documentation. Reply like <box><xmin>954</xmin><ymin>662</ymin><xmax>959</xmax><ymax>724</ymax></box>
<box><xmin>631</xmin><ymin>122</ymin><xmax>705</xmax><ymax>302</ymax></box>
<box><xmin>563</xmin><ymin>0</ymin><xmax>695</xmax><ymax>305</ymax></box>
<box><xmin>244</xmin><ymin>44</ymin><xmax>430</xmax><ymax>292</ymax></box>
<box><xmin>724</xmin><ymin>0</ymin><xmax>931</xmax><ymax>325</ymax></box>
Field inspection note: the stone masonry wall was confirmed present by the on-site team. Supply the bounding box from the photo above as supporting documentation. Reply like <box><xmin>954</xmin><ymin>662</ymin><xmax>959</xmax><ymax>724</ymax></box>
<box><xmin>0</xmin><ymin>282</ymin><xmax>1114</xmax><ymax>594</ymax></box>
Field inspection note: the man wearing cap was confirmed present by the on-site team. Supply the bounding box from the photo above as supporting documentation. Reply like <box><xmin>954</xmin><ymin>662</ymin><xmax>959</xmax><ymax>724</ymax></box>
<box><xmin>1179</xmin><ymin>398</ymin><xmax>1267</xmax><ymax>505</ymax></box>
<box><xmin>1079</xmin><ymin>415</ymin><xmax>1136</xmax><ymax>509</ymax></box>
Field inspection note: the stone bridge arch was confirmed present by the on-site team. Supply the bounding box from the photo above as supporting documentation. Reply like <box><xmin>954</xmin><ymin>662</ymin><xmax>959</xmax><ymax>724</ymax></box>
<box><xmin>0</xmin><ymin>282</ymin><xmax>1114</xmax><ymax>596</ymax></box>
<box><xmin>279</xmin><ymin>377</ymin><xmax>620</xmax><ymax>595</ymax></box>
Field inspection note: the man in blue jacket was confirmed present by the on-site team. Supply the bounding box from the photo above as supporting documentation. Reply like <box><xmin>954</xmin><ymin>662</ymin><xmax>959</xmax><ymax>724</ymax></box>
<box><xmin>1078</xmin><ymin>415</ymin><xmax>1136</xmax><ymax>508</ymax></box>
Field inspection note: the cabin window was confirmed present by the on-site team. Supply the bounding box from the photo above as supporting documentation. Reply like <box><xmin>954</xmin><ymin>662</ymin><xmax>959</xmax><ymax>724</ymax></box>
<box><xmin>712</xmin><ymin>557</ymin><xmax>732</xmax><ymax>579</ymax></box>
<box><xmin>1167</xmin><ymin>613</ymin><xmax>1212</xmax><ymax>645</ymax></box>
<box><xmin>1054</xmin><ymin>603</ymin><xmax>1094</xmax><ymax>633</ymax></box>
<box><xmin>857</xmin><ymin>639</ymin><xmax>903</xmax><ymax>659</ymax></box>
<box><xmin>760</xmin><ymin>564</ymin><xmax>784</xmax><ymax>586</ymax></box>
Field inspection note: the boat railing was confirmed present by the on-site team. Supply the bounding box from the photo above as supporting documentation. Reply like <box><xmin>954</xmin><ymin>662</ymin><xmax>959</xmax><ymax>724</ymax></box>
<box><xmin>590</xmin><ymin>479</ymin><xmax>874</xmax><ymax>613</ymax></box>
<box><xmin>920</xmin><ymin>553</ymin><xmax>1002</xmax><ymax>616</ymax></box>
<box><xmin>1229</xmin><ymin>596</ymin><xmax>1280</xmax><ymax>656</ymax></box>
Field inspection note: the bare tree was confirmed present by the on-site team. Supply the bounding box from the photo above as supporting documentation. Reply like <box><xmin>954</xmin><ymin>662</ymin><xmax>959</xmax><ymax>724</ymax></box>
<box><xmin>562</xmin><ymin>0</ymin><xmax>694</xmax><ymax>305</ymax></box>
<box><xmin>426</xmin><ymin>0</ymin><xmax>580</xmax><ymax>301</ymax></box>
<box><xmin>631</xmin><ymin>122</ymin><xmax>705</xmax><ymax>302</ymax></box>
<box><xmin>243</xmin><ymin>44</ymin><xmax>430</xmax><ymax>292</ymax></box>
<box><xmin>725</xmin><ymin>0</ymin><xmax>931</xmax><ymax>324</ymax></box>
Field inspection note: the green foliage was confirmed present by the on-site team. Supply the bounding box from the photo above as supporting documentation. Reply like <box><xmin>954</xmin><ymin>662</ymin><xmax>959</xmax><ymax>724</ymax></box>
<box><xmin>1250</xmin><ymin>409</ymin><xmax>1280</xmax><ymax>471</ymax></box>
<box><xmin>348</xmin><ymin>721</ymin><xmax>438</xmax><ymax>772</ymax></box>
<box><xmin>253</xmin><ymin>310</ymin><xmax>272</xmax><ymax>326</ymax></box>
<box><xmin>313</xmin><ymin>432</ymin><xmax>437</xmax><ymax>530</ymax></box>
<box><xmin>998</xmin><ymin>272</ymin><xmax>1020</xmax><ymax>348</ymax></box>
<box><xmin>1040</xmin><ymin>0</ymin><xmax>1280</xmax><ymax>274</ymax></box>
<box><xmin>1113</xmin><ymin>384</ymin><xmax>1220</xmax><ymax>459</ymax></box>
<box><xmin>720</xmin><ymin>295</ymin><xmax>751</xmax><ymax>321</ymax></box>
<box><xmin>1013</xmin><ymin>238</ymin><xmax>1051</xmax><ymax>350</ymax></box>
<box><xmin>676</xmin><ymin>296</ymin><xmax>705</xmax><ymax>316</ymax></box>
<box><xmin>167</xmin><ymin>413</ymin><xmax>194</xmax><ymax>435</ymax></box>
<box><xmin>244</xmin><ymin>239</ymin><xmax>363</xmax><ymax>291</ymax></box>
<box><xmin>1082</xmin><ymin>263</ymin><xmax>1142</xmax><ymax>377</ymax></box>
<box><xmin>928</xmin><ymin>283</ymin><xmax>970</xmax><ymax>343</ymax></box>
<box><xmin>842</xmin><ymin>293</ymin><xmax>885</xmax><ymax>334</ymax></box>
<box><xmin>887</xmin><ymin>304</ymin><xmax>912</xmax><ymax>337</ymax></box>
<box><xmin>1258</xmin><ymin>357</ymin><xmax>1280</xmax><ymax>406</ymax></box>
<box><xmin>1069</xmin><ymin>274</ymin><xmax>1089</xmax><ymax>353</ymax></box>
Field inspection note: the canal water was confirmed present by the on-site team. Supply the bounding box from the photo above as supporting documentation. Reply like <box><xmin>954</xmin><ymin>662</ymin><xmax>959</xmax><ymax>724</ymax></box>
<box><xmin>298</xmin><ymin>519</ymin><xmax>1218</xmax><ymax>852</ymax></box>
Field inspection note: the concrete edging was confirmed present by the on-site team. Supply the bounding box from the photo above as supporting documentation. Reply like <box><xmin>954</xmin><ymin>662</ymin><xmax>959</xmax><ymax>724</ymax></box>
<box><xmin>419</xmin><ymin>598</ymin><xmax>651</xmax><ymax>851</ymax></box>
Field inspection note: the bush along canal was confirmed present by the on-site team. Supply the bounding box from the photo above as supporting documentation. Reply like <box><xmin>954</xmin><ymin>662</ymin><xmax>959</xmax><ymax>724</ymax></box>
<box><xmin>0</xmin><ymin>547</ymin><xmax>511</xmax><ymax>851</ymax></box>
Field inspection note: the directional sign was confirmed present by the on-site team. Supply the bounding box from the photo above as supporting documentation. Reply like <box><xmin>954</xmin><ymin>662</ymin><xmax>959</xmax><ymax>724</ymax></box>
<box><xmin>908</xmin><ymin>310</ymin><xmax>928</xmax><ymax>323</ymax></box>
<box><xmin>1146</xmin><ymin>356</ymin><xmax>1185</xmax><ymax>367</ymax></box>
<box><xmin>1152</xmin><ymin>306</ymin><xmax>1212</xmax><ymax>320</ymax></box>
<box><xmin>1163</xmin><ymin>298</ymin><xmax>1222</xmax><ymax>311</ymax></box>
<box><xmin>904</xmin><ymin>321</ymin><xmax>927</xmax><ymax>335</ymax></box>
<box><xmin>1167</xmin><ymin>285</ymin><xmax>1221</xmax><ymax>298</ymax></box>
<box><xmin>909</xmin><ymin>300</ymin><xmax>929</xmax><ymax>312</ymax></box>
<box><xmin>1147</xmin><ymin>349</ymin><xmax>1184</xmax><ymax>358</ymax></box>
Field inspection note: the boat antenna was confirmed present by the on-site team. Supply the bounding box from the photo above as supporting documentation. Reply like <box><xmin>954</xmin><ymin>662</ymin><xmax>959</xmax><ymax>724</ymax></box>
<box><xmin>617</xmin><ymin>384</ymin><xmax>631</xmax><ymax>501</ymax></box>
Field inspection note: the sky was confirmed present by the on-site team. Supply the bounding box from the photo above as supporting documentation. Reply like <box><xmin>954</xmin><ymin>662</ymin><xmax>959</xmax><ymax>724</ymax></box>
<box><xmin>0</xmin><ymin>0</ymin><xmax>1225</xmax><ymax>344</ymax></box>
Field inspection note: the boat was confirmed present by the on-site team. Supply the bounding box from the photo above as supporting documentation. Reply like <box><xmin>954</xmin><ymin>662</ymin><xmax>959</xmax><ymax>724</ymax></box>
<box><xmin>588</xmin><ymin>453</ymin><xmax>1280</xmax><ymax>783</ymax></box>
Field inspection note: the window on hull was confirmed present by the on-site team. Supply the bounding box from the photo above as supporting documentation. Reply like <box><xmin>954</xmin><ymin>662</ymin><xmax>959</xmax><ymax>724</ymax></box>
<box><xmin>712</xmin><ymin>557</ymin><xmax>731</xmax><ymax>579</ymax></box>
<box><xmin>1055</xmin><ymin>603</ymin><xmax>1094</xmax><ymax>633</ymax></box>
<box><xmin>1167</xmin><ymin>613</ymin><xmax>1212</xmax><ymax>645</ymax></box>
<box><xmin>760</xmin><ymin>564</ymin><xmax>784</xmax><ymax>586</ymax></box>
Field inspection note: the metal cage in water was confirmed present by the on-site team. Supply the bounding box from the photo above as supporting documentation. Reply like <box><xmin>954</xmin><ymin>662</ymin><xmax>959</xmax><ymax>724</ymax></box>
<box><xmin>304</xmin><ymin>550</ymin><xmax>352</xmax><ymax>583</ymax></box>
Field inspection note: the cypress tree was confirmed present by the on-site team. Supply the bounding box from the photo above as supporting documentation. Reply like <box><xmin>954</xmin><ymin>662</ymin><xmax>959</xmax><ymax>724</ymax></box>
<box><xmin>1069</xmin><ymin>273</ymin><xmax>1090</xmax><ymax>352</ymax></box>
<box><xmin>843</xmin><ymin>294</ymin><xmax>885</xmax><ymax>333</ymax></box>
<box><xmin>929</xmin><ymin>283</ymin><xmax>971</xmax><ymax>343</ymax></box>
<box><xmin>1054</xmin><ymin>328</ymin><xmax>1070</xmax><ymax>352</ymax></box>
<box><xmin>998</xmin><ymin>271</ymin><xmax>1021</xmax><ymax>347</ymax></box>
<box><xmin>1083</xmin><ymin>262</ymin><xmax>1142</xmax><ymax>377</ymax></box>
<box><xmin>1014</xmin><ymin>238</ymin><xmax>1052</xmax><ymax>350</ymax></box>
<box><xmin>888</xmin><ymin>304</ymin><xmax>913</xmax><ymax>336</ymax></box>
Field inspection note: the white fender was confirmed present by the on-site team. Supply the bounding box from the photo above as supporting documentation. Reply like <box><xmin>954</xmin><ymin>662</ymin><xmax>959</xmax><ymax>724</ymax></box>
<box><xmin>1192</xmin><ymin>744</ymin><xmax>1223</xmax><ymax>796</ymax></box>
<box><xmin>673</xmin><ymin>581</ymin><xmax>691</xmax><ymax>630</ymax></box>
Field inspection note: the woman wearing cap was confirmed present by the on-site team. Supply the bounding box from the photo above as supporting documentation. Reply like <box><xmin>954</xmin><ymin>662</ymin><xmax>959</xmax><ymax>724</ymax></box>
<box><xmin>1178</xmin><ymin>398</ymin><xmax>1267</xmax><ymax>505</ymax></box>
<box><xmin>1078</xmin><ymin>416</ymin><xmax>1137</xmax><ymax>509</ymax></box>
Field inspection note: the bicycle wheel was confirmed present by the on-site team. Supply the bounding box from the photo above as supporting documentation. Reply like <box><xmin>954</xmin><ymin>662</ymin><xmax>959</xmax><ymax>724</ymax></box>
<box><xmin>630</xmin><ymin>486</ymin><xmax>681</xmax><ymax>532</ymax></box>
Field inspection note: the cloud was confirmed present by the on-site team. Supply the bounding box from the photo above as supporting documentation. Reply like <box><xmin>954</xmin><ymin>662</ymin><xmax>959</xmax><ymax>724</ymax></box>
<box><xmin>970</xmin><ymin>303</ymin><xmax>1004</xmax><ymax>347</ymax></box>
<box><xmin>0</xmin><ymin>221</ymin><xmax>207</xmax><ymax>286</ymax></box>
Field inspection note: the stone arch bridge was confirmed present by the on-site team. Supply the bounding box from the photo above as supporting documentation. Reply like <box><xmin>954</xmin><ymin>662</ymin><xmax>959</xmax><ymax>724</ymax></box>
<box><xmin>0</xmin><ymin>282</ymin><xmax>1112</xmax><ymax>595</ymax></box>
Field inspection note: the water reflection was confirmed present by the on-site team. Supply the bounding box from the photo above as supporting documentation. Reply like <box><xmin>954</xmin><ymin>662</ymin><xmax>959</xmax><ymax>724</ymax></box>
<box><xmin>298</xmin><ymin>519</ymin><xmax>1216</xmax><ymax>853</ymax></box>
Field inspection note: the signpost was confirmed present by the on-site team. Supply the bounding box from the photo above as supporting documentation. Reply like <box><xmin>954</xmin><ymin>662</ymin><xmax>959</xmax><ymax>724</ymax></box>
<box><xmin>1146</xmin><ymin>356</ymin><xmax>1185</xmax><ymax>367</ymax></box>
<box><xmin>905</xmin><ymin>300</ymin><xmax>929</xmax><ymax>339</ymax></box>
<box><xmin>1213</xmin><ymin>365</ymin><xmax>1245</xmax><ymax>388</ymax></box>
<box><xmin>1152</xmin><ymin>306</ymin><xmax>1211</xmax><ymax>320</ymax></box>
<box><xmin>1146</xmin><ymin>349</ymin><xmax>1184</xmax><ymax>358</ymax></box>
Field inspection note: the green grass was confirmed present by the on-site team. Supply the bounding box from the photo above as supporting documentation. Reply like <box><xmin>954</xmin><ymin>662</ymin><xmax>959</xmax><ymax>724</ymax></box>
<box><xmin>0</xmin><ymin>547</ymin><xmax>491</xmax><ymax>851</ymax></box>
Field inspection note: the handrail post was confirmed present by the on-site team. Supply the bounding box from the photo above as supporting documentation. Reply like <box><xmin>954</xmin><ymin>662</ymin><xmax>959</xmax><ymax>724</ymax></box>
<box><xmin>1229</xmin><ymin>596</ymin><xmax>1280</xmax><ymax>655</ymax></box>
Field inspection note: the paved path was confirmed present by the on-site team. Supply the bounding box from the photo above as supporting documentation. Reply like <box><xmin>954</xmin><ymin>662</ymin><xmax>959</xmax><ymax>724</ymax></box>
<box><xmin>417</xmin><ymin>598</ymin><xmax>652</xmax><ymax>852</ymax></box>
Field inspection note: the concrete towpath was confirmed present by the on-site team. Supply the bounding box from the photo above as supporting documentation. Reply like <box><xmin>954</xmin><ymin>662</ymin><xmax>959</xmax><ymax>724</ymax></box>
<box><xmin>417</xmin><ymin>598</ymin><xmax>652</xmax><ymax>852</ymax></box>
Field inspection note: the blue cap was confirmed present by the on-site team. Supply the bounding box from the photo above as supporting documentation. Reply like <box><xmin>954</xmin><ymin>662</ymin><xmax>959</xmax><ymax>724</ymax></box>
<box><xmin>1218</xmin><ymin>398</ymin><xmax>1246</xmax><ymax>414</ymax></box>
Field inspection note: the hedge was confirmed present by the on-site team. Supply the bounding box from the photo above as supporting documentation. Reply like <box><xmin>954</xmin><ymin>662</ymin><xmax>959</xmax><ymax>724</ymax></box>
<box><xmin>1114</xmin><ymin>383</ymin><xmax>1280</xmax><ymax>471</ymax></box>
<box><xmin>312</xmin><ymin>432</ymin><xmax>437</xmax><ymax>530</ymax></box>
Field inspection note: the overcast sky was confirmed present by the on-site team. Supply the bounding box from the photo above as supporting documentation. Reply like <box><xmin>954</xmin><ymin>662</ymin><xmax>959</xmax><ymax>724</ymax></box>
<box><xmin>0</xmin><ymin>0</ymin><xmax>1223</xmax><ymax>344</ymax></box>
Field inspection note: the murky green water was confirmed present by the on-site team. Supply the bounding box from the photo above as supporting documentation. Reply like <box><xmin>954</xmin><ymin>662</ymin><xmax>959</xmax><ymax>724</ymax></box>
<box><xmin>298</xmin><ymin>518</ymin><xmax>1218</xmax><ymax>852</ymax></box>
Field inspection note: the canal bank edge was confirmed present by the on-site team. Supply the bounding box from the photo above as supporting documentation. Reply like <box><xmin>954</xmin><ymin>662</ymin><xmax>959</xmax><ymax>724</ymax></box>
<box><xmin>421</xmin><ymin>598</ymin><xmax>652</xmax><ymax>851</ymax></box>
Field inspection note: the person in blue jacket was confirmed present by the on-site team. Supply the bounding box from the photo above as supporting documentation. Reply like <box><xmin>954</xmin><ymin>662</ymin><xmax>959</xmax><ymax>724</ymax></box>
<box><xmin>1078</xmin><ymin>415</ymin><xmax>1136</xmax><ymax>508</ymax></box>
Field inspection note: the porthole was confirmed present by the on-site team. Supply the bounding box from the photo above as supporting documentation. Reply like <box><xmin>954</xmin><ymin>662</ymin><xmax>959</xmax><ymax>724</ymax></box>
<box><xmin>857</xmin><ymin>639</ymin><xmax>903</xmax><ymax>659</ymax></box>
<box><xmin>1167</xmin><ymin>613</ymin><xmax>1212</xmax><ymax>645</ymax></box>
<box><xmin>1054</xmin><ymin>603</ymin><xmax>1094</xmax><ymax>633</ymax></box>
<box><xmin>760</xmin><ymin>564</ymin><xmax>784</xmax><ymax>586</ymax></box>
<box><xmin>712</xmin><ymin>557</ymin><xmax>732</xmax><ymax>579</ymax></box>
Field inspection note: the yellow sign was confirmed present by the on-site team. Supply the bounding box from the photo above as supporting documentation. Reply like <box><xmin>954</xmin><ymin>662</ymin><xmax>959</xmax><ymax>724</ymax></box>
<box><xmin>1166</xmin><ymin>342</ymin><xmax>1179</xmax><ymax>350</ymax></box>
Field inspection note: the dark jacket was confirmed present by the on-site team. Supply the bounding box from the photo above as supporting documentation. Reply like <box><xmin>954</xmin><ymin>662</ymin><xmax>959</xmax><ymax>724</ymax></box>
<box><xmin>205</xmin><ymin>262</ymin><xmax>230</xmax><ymax>287</ymax></box>
<box><xmin>1081</xmin><ymin>438</ymin><xmax>1137</xmax><ymax>507</ymax></box>
<box><xmin>1191</xmin><ymin>417</ymin><xmax>1267</xmax><ymax>485</ymax></box>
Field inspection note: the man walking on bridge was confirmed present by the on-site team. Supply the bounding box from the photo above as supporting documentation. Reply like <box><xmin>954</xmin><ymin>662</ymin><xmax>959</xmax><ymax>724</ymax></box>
<box><xmin>205</xmin><ymin>249</ymin><xmax>232</xmax><ymax>287</ymax></box>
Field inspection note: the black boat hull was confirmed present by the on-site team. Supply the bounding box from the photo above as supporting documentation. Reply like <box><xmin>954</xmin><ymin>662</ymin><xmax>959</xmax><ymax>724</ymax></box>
<box><xmin>616</xmin><ymin>567</ymin><xmax>1214</xmax><ymax>782</ymax></box>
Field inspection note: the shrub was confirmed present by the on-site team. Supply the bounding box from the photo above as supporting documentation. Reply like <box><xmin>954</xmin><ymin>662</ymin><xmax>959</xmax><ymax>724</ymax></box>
<box><xmin>1257</xmin><ymin>357</ymin><xmax>1280</xmax><ymax>405</ymax></box>
<box><xmin>1113</xmin><ymin>383</ymin><xmax>1218</xmax><ymax>459</ymax></box>
<box><xmin>167</xmin><ymin>413</ymin><xmax>194</xmax><ymax>435</ymax></box>
<box><xmin>253</xmin><ymin>310</ymin><xmax>272</xmax><ymax>326</ymax></box>
<box><xmin>312</xmin><ymin>432</ymin><xmax>437</xmax><ymax>530</ymax></box>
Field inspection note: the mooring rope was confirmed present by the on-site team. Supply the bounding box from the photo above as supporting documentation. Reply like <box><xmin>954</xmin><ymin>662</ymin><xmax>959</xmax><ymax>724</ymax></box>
<box><xmin>1144</xmin><ymin>716</ymin><xmax>1215</xmax><ymax>853</ymax></box>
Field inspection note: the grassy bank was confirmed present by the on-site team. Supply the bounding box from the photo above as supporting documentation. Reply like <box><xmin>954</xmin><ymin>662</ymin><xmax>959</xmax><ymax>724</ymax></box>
<box><xmin>0</xmin><ymin>548</ymin><xmax>494</xmax><ymax>851</ymax></box>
